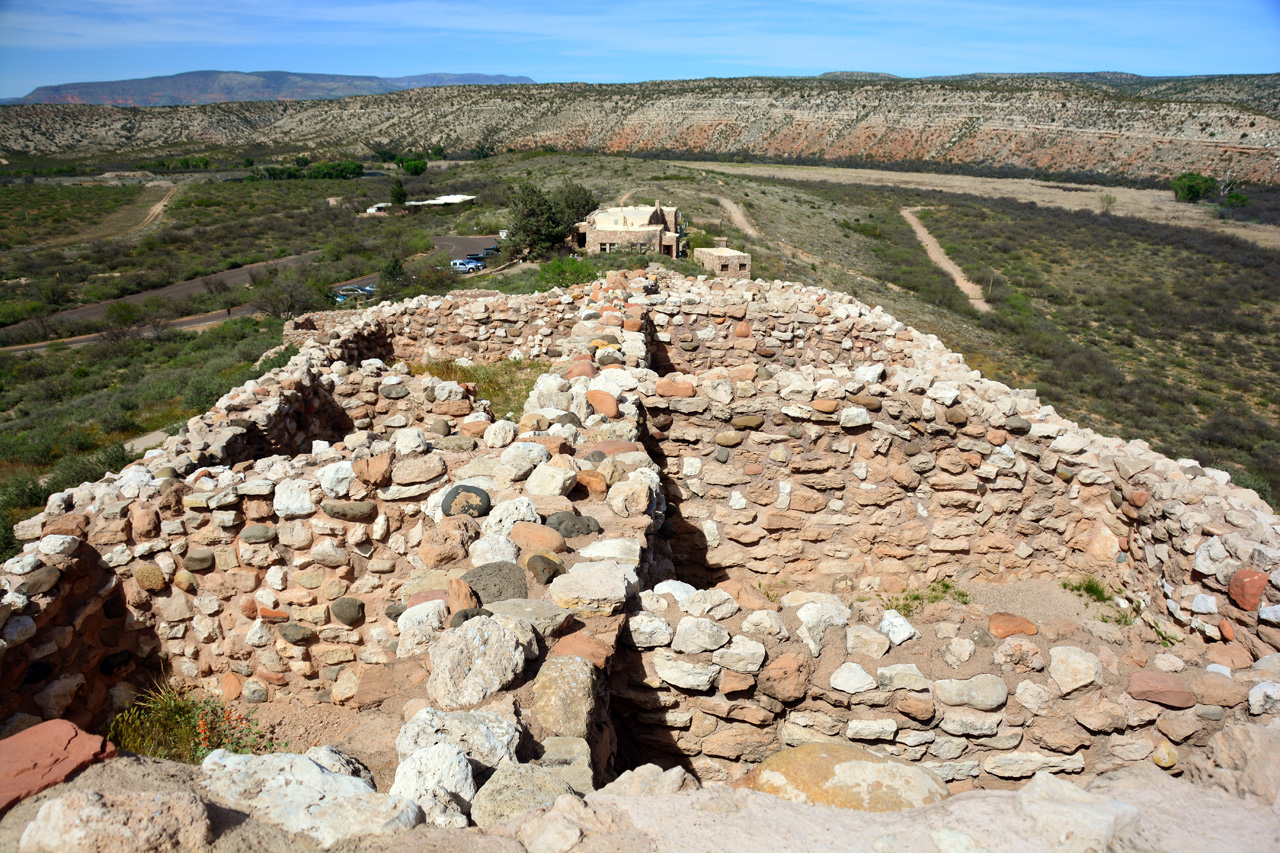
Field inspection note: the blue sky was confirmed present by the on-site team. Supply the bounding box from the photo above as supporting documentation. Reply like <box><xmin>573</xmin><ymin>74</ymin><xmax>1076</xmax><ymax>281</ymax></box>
<box><xmin>0</xmin><ymin>0</ymin><xmax>1277</xmax><ymax>97</ymax></box>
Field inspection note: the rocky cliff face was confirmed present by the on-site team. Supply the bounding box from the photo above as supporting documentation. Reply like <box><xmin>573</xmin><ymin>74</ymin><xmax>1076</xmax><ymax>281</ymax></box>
<box><xmin>2</xmin><ymin>78</ymin><xmax>1276</xmax><ymax>181</ymax></box>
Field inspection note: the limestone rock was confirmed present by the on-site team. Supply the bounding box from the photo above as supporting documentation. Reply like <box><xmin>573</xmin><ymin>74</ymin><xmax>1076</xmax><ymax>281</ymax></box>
<box><xmin>933</xmin><ymin>674</ymin><xmax>1009</xmax><ymax>711</ymax></box>
<box><xmin>547</xmin><ymin>564</ymin><xmax>628</xmax><ymax>616</ymax></box>
<box><xmin>749</xmin><ymin>743</ymin><xmax>949</xmax><ymax>812</ymax></box>
<box><xmin>533</xmin><ymin>655</ymin><xmax>599</xmax><ymax>738</ymax></box>
<box><xmin>388</xmin><ymin>743</ymin><xmax>474</xmax><ymax>822</ymax></box>
<box><xmin>1048</xmin><ymin>646</ymin><xmax>1102</xmax><ymax>697</ymax></box>
<box><xmin>878</xmin><ymin>609</ymin><xmax>920</xmax><ymax>645</ymax></box>
<box><xmin>625</xmin><ymin>612</ymin><xmax>675</xmax><ymax>648</ymax></box>
<box><xmin>200</xmin><ymin>749</ymin><xmax>422</xmax><ymax>848</ymax></box>
<box><xmin>426</xmin><ymin>617</ymin><xmax>525</xmax><ymax>709</ymax></box>
<box><xmin>470</xmin><ymin>762</ymin><xmax>577</xmax><ymax>827</ymax></box>
<box><xmin>672</xmin><ymin>616</ymin><xmax>730</xmax><ymax>653</ymax></box>
<box><xmin>846</xmin><ymin>625</ymin><xmax>891</xmax><ymax>658</ymax></box>
<box><xmin>1014</xmin><ymin>771</ymin><xmax>1139</xmax><ymax>853</ymax></box>
<box><xmin>653</xmin><ymin>649</ymin><xmax>720</xmax><ymax>691</ymax></box>
<box><xmin>395</xmin><ymin>707</ymin><xmax>519</xmax><ymax>769</ymax></box>
<box><xmin>983</xmin><ymin>750</ymin><xmax>1086</xmax><ymax>778</ymax></box>
<box><xmin>396</xmin><ymin>600</ymin><xmax>448</xmax><ymax>659</ymax></box>
<box><xmin>17</xmin><ymin>790</ymin><xmax>211</xmax><ymax>853</ymax></box>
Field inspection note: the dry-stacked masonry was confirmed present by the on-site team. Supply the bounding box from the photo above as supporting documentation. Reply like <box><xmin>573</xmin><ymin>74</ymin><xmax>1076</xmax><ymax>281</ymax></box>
<box><xmin>2</xmin><ymin>269</ymin><xmax>1278</xmax><ymax>794</ymax></box>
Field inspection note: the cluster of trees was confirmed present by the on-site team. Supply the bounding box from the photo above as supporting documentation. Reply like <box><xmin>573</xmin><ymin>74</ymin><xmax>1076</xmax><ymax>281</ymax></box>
<box><xmin>244</xmin><ymin>160</ymin><xmax>364</xmax><ymax>181</ymax></box>
<box><xmin>506</xmin><ymin>181</ymin><xmax>597</xmax><ymax>258</ymax></box>
<box><xmin>1172</xmin><ymin>172</ymin><xmax>1219</xmax><ymax>203</ymax></box>
<box><xmin>134</xmin><ymin>156</ymin><xmax>211</xmax><ymax>171</ymax></box>
<box><xmin>370</xmin><ymin>147</ymin><xmax>448</xmax><ymax>175</ymax></box>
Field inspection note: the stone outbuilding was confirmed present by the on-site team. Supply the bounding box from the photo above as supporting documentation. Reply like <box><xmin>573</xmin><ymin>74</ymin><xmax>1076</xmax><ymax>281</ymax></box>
<box><xmin>571</xmin><ymin>202</ymin><xmax>681</xmax><ymax>257</ymax></box>
<box><xmin>693</xmin><ymin>242</ymin><xmax>751</xmax><ymax>278</ymax></box>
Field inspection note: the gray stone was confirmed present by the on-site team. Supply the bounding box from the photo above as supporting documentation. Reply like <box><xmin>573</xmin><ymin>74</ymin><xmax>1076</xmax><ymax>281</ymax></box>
<box><xmin>460</xmin><ymin>561</ymin><xmax>528</xmax><ymax>605</ymax></box>
<box><xmin>331</xmin><ymin>597</ymin><xmax>364</xmax><ymax>626</ymax></box>
<box><xmin>278</xmin><ymin>622</ymin><xmax>316</xmax><ymax>646</ymax></box>
<box><xmin>240</xmin><ymin>524</ymin><xmax>276</xmax><ymax>544</ymax></box>
<box><xmin>441</xmin><ymin>485</ymin><xmax>491</xmax><ymax>519</ymax></box>
<box><xmin>545</xmin><ymin>511</ymin><xmax>602</xmax><ymax>539</ymax></box>
<box><xmin>483</xmin><ymin>599</ymin><xmax>572</xmax><ymax>640</ymax></box>
<box><xmin>426</xmin><ymin>616</ymin><xmax>525</xmax><ymax>709</ymax></box>
<box><xmin>323</xmin><ymin>500</ymin><xmax>378</xmax><ymax>522</ymax></box>
<box><xmin>469</xmin><ymin>763</ymin><xmax>576</xmax><ymax>827</ymax></box>
<box><xmin>548</xmin><ymin>564</ymin><xmax>628</xmax><ymax>616</ymax></box>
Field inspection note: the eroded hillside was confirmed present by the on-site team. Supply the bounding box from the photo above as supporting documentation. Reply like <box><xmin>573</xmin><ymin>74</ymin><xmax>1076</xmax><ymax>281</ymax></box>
<box><xmin>2</xmin><ymin>77</ymin><xmax>1277</xmax><ymax>181</ymax></box>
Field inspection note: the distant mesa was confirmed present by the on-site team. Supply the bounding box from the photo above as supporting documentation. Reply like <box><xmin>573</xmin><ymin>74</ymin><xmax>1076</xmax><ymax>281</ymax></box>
<box><xmin>1</xmin><ymin>70</ymin><xmax>537</xmax><ymax>107</ymax></box>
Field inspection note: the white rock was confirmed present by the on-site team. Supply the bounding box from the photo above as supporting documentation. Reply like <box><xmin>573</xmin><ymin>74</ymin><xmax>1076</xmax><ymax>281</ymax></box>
<box><xmin>1014</xmin><ymin>771</ymin><xmax>1139</xmax><ymax>852</ymax></box>
<box><xmin>1048</xmin><ymin>646</ymin><xmax>1102</xmax><ymax>697</ymax></box>
<box><xmin>426</xmin><ymin>617</ymin><xmax>525</xmax><ymax>710</ymax></box>
<box><xmin>397</xmin><ymin>601</ymin><xmax>448</xmax><ymax>659</ymax></box>
<box><xmin>1248</xmin><ymin>682</ymin><xmax>1280</xmax><ymax>716</ymax></box>
<box><xmin>273</xmin><ymin>479</ymin><xmax>316</xmax><ymax>519</ymax></box>
<box><xmin>626</xmin><ymin>613</ymin><xmax>674</xmax><ymax>648</ymax></box>
<box><xmin>672</xmin><ymin>617</ymin><xmax>730</xmax><ymax>653</ymax></box>
<box><xmin>317</xmin><ymin>462</ymin><xmax>356</xmax><ymax>498</ymax></box>
<box><xmin>394</xmin><ymin>428</ymin><xmax>431</xmax><ymax>457</ymax></box>
<box><xmin>932</xmin><ymin>674</ymin><xmax>1009</xmax><ymax>711</ymax></box>
<box><xmin>797</xmin><ymin>600</ymin><xmax>852</xmax><ymax>657</ymax></box>
<box><xmin>468</xmin><ymin>536</ymin><xmax>520</xmax><ymax>567</ymax></box>
<box><xmin>940</xmin><ymin>708</ymin><xmax>1002</xmax><ymax>737</ymax></box>
<box><xmin>831</xmin><ymin>662</ymin><xmax>878</xmax><ymax>695</ymax></box>
<box><xmin>742</xmin><ymin>609</ymin><xmax>789</xmax><ymax>639</ymax></box>
<box><xmin>395</xmin><ymin>707</ymin><xmax>519</xmax><ymax>768</ymax></box>
<box><xmin>983</xmin><ymin>751</ymin><xmax>1085</xmax><ymax>778</ymax></box>
<box><xmin>712</xmin><ymin>635</ymin><xmax>767</xmax><ymax>673</ymax></box>
<box><xmin>37</xmin><ymin>535</ymin><xmax>80</xmax><ymax>557</ymax></box>
<box><xmin>878</xmin><ymin>609</ymin><xmax>920</xmax><ymax>645</ymax></box>
<box><xmin>500</xmin><ymin>443</ymin><xmax>551</xmax><ymax>480</ymax></box>
<box><xmin>1015</xmin><ymin>681</ymin><xmax>1053</xmax><ymax>716</ymax></box>
<box><xmin>578</xmin><ymin>539</ymin><xmax>642</xmax><ymax>566</ymax></box>
<box><xmin>652</xmin><ymin>649</ymin><xmax>720</xmax><ymax>691</ymax></box>
<box><xmin>877</xmin><ymin>663</ymin><xmax>929</xmax><ymax>692</ymax></box>
<box><xmin>941</xmin><ymin>637</ymin><xmax>977</xmax><ymax>668</ymax></box>
<box><xmin>483</xmin><ymin>420</ymin><xmax>519</xmax><ymax>449</ymax></box>
<box><xmin>845</xmin><ymin>719</ymin><xmax>898</xmax><ymax>741</ymax></box>
<box><xmin>481</xmin><ymin>498</ymin><xmax>540</xmax><ymax>538</ymax></box>
<box><xmin>680</xmin><ymin>589</ymin><xmax>740</xmax><ymax>620</ymax></box>
<box><xmin>653</xmin><ymin>580</ymin><xmax>697</xmax><ymax>602</ymax></box>
<box><xmin>389</xmin><ymin>743</ymin><xmax>476</xmax><ymax>817</ymax></box>
<box><xmin>846</xmin><ymin>624</ymin><xmax>891</xmax><ymax>658</ymax></box>
<box><xmin>200</xmin><ymin>750</ymin><xmax>422</xmax><ymax>848</ymax></box>
<box><xmin>525</xmin><ymin>464</ymin><xmax>577</xmax><ymax>497</ymax></box>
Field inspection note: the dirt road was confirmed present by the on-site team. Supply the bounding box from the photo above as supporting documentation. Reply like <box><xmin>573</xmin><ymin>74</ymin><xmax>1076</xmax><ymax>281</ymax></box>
<box><xmin>682</xmin><ymin>161</ymin><xmax>1280</xmax><ymax>251</ymax></box>
<box><xmin>900</xmin><ymin>207</ymin><xmax>992</xmax><ymax>312</ymax></box>
<box><xmin>715</xmin><ymin>196</ymin><xmax>761</xmax><ymax>239</ymax></box>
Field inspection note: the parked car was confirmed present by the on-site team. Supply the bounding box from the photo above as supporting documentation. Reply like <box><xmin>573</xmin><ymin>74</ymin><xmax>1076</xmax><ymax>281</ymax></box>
<box><xmin>482</xmin><ymin>246</ymin><xmax>500</xmax><ymax>257</ymax></box>
<box><xmin>338</xmin><ymin>285</ymin><xmax>370</xmax><ymax>297</ymax></box>
<box><xmin>466</xmin><ymin>253</ymin><xmax>488</xmax><ymax>264</ymax></box>
<box><xmin>450</xmin><ymin>258</ymin><xmax>484</xmax><ymax>273</ymax></box>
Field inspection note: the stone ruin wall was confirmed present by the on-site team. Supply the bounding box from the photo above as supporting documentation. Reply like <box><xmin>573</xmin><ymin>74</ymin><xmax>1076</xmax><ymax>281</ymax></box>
<box><xmin>3</xmin><ymin>268</ymin><xmax>1280</xmax><ymax>794</ymax></box>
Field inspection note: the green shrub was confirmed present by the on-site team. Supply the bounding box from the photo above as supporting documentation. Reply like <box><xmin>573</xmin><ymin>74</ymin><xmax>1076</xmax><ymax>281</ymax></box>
<box><xmin>106</xmin><ymin>683</ymin><xmax>283</xmax><ymax>763</ymax></box>
<box><xmin>539</xmin><ymin>256</ymin><xmax>596</xmax><ymax>287</ymax></box>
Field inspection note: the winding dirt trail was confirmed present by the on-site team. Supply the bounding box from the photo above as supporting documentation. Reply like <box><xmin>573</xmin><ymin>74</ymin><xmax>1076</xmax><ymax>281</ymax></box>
<box><xmin>136</xmin><ymin>185</ymin><xmax>177</xmax><ymax>230</ymax></box>
<box><xmin>900</xmin><ymin>207</ymin><xmax>992</xmax><ymax>312</ymax></box>
<box><xmin>715</xmin><ymin>195</ymin><xmax>761</xmax><ymax>239</ymax></box>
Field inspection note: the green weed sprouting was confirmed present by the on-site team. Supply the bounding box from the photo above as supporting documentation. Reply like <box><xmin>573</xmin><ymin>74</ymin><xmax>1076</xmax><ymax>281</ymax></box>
<box><xmin>106</xmin><ymin>683</ymin><xmax>286</xmax><ymax>764</ymax></box>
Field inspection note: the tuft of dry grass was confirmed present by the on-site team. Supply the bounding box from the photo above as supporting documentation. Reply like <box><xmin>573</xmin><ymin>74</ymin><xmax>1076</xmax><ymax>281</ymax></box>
<box><xmin>412</xmin><ymin>358</ymin><xmax>552</xmax><ymax>419</ymax></box>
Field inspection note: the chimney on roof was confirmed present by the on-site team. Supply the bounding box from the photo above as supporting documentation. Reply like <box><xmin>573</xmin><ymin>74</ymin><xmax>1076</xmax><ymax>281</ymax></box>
<box><xmin>714</xmin><ymin>237</ymin><xmax>728</xmax><ymax>248</ymax></box>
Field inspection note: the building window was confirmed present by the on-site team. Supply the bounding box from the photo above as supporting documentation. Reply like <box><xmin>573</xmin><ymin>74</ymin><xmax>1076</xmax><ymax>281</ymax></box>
<box><xmin>721</xmin><ymin>264</ymin><xmax>729</xmax><ymax>272</ymax></box>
